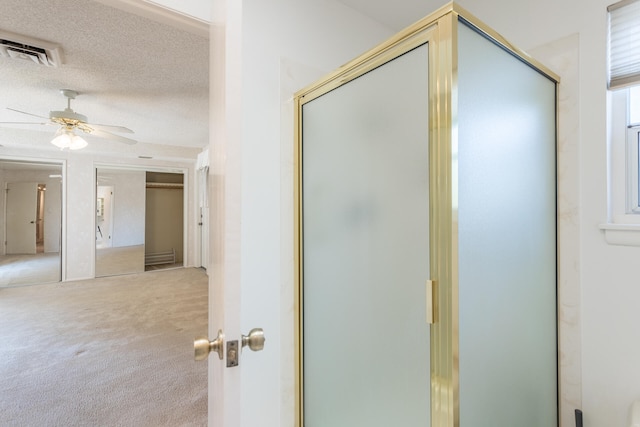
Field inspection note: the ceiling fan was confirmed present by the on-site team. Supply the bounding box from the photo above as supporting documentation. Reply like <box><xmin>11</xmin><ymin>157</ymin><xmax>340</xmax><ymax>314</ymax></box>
<box><xmin>1</xmin><ymin>89</ymin><xmax>136</xmax><ymax>149</ymax></box>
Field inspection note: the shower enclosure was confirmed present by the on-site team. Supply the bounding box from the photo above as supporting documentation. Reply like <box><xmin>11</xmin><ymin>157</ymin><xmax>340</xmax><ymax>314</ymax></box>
<box><xmin>294</xmin><ymin>3</ymin><xmax>558</xmax><ymax>426</ymax></box>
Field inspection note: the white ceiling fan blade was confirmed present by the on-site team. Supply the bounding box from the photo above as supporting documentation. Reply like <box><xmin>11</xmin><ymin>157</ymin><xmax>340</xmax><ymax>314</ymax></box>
<box><xmin>0</xmin><ymin>121</ymin><xmax>50</xmax><ymax>125</ymax></box>
<box><xmin>85</xmin><ymin>128</ymin><xmax>137</xmax><ymax>145</ymax></box>
<box><xmin>87</xmin><ymin>122</ymin><xmax>134</xmax><ymax>134</ymax></box>
<box><xmin>6</xmin><ymin>107</ymin><xmax>49</xmax><ymax>120</ymax></box>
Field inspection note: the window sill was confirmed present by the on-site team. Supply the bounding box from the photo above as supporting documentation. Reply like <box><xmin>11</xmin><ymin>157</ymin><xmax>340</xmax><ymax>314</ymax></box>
<box><xmin>599</xmin><ymin>223</ymin><xmax>640</xmax><ymax>246</ymax></box>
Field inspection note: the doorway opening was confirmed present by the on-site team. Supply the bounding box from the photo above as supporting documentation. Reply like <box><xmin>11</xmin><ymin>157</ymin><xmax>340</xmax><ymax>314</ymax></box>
<box><xmin>144</xmin><ymin>171</ymin><xmax>184</xmax><ymax>271</ymax></box>
<box><xmin>36</xmin><ymin>184</ymin><xmax>46</xmax><ymax>254</ymax></box>
<box><xmin>0</xmin><ymin>159</ymin><xmax>63</xmax><ymax>287</ymax></box>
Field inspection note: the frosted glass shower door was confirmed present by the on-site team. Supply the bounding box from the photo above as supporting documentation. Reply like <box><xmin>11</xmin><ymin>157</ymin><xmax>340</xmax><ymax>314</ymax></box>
<box><xmin>301</xmin><ymin>44</ymin><xmax>430</xmax><ymax>426</ymax></box>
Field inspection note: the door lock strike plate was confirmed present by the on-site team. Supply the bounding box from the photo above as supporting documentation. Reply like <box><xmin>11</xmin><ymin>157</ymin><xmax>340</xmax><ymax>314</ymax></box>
<box><xmin>226</xmin><ymin>340</ymin><xmax>239</xmax><ymax>368</ymax></box>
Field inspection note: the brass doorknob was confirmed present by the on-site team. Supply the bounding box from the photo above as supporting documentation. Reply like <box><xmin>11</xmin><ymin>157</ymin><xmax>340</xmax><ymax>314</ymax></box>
<box><xmin>242</xmin><ymin>328</ymin><xmax>265</xmax><ymax>352</ymax></box>
<box><xmin>194</xmin><ymin>329</ymin><xmax>224</xmax><ymax>361</ymax></box>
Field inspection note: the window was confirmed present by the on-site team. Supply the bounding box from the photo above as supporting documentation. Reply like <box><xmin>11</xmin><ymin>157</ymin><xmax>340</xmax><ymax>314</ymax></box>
<box><xmin>608</xmin><ymin>0</ymin><xmax>640</xmax><ymax>89</ymax></box>
<box><xmin>627</xmin><ymin>86</ymin><xmax>640</xmax><ymax>213</ymax></box>
<box><xmin>602</xmin><ymin>0</ymin><xmax>640</xmax><ymax>244</ymax></box>
<box><xmin>601</xmin><ymin>87</ymin><xmax>640</xmax><ymax>245</ymax></box>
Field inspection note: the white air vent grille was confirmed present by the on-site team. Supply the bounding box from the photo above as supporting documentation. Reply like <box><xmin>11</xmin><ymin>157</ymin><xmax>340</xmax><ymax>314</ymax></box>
<box><xmin>0</xmin><ymin>30</ymin><xmax>62</xmax><ymax>67</ymax></box>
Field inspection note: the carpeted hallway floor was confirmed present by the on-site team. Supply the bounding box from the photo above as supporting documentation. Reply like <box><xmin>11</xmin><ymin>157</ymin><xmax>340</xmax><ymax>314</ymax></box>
<box><xmin>0</xmin><ymin>252</ymin><xmax>61</xmax><ymax>287</ymax></box>
<box><xmin>0</xmin><ymin>267</ymin><xmax>208</xmax><ymax>427</ymax></box>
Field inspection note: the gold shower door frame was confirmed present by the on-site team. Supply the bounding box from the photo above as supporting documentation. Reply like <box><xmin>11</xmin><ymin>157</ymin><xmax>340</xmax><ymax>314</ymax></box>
<box><xmin>293</xmin><ymin>3</ymin><xmax>560</xmax><ymax>426</ymax></box>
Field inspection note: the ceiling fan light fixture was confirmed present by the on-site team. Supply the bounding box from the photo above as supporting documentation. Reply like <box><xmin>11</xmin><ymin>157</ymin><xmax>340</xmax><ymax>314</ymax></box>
<box><xmin>3</xmin><ymin>89</ymin><xmax>137</xmax><ymax>146</ymax></box>
<box><xmin>69</xmin><ymin>134</ymin><xmax>88</xmax><ymax>150</ymax></box>
<box><xmin>51</xmin><ymin>127</ymin><xmax>87</xmax><ymax>150</ymax></box>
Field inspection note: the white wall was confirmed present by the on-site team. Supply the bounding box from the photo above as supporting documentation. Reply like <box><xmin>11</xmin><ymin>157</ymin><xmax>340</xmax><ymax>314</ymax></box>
<box><xmin>97</xmin><ymin>170</ymin><xmax>146</xmax><ymax>248</ymax></box>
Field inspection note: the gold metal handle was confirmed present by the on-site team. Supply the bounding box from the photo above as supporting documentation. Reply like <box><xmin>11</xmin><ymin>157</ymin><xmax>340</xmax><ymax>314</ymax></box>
<box><xmin>241</xmin><ymin>328</ymin><xmax>265</xmax><ymax>352</ymax></box>
<box><xmin>426</xmin><ymin>280</ymin><xmax>436</xmax><ymax>324</ymax></box>
<box><xmin>194</xmin><ymin>329</ymin><xmax>224</xmax><ymax>361</ymax></box>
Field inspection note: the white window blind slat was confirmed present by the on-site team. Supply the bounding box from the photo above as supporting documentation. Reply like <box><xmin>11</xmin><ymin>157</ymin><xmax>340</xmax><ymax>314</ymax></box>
<box><xmin>608</xmin><ymin>0</ymin><xmax>640</xmax><ymax>89</ymax></box>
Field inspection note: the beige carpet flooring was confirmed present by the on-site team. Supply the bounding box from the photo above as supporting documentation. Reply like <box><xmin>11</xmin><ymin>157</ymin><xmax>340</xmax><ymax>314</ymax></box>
<box><xmin>0</xmin><ymin>267</ymin><xmax>208</xmax><ymax>426</ymax></box>
<box><xmin>95</xmin><ymin>245</ymin><xmax>146</xmax><ymax>277</ymax></box>
<box><xmin>0</xmin><ymin>252</ymin><xmax>61</xmax><ymax>287</ymax></box>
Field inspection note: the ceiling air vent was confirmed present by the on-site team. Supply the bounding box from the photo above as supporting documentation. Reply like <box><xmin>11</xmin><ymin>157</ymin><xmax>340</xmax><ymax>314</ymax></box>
<box><xmin>0</xmin><ymin>30</ymin><xmax>62</xmax><ymax>67</ymax></box>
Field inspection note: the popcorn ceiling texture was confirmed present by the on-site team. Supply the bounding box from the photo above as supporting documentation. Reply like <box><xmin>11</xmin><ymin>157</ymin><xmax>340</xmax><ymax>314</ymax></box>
<box><xmin>0</xmin><ymin>0</ymin><xmax>209</xmax><ymax>151</ymax></box>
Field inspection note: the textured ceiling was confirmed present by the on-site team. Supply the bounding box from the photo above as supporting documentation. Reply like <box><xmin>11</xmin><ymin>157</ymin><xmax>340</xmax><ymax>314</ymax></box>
<box><xmin>0</xmin><ymin>0</ymin><xmax>459</xmax><ymax>159</ymax></box>
<box><xmin>0</xmin><ymin>0</ymin><xmax>208</xmax><ymax>157</ymax></box>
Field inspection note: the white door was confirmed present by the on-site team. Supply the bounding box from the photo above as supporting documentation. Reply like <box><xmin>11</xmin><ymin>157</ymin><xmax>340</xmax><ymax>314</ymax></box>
<box><xmin>206</xmin><ymin>2</ymin><xmax>244</xmax><ymax>426</ymax></box>
<box><xmin>6</xmin><ymin>182</ymin><xmax>38</xmax><ymax>254</ymax></box>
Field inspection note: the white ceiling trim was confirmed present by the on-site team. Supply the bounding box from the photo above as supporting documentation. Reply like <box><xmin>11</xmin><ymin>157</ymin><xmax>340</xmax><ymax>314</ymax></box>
<box><xmin>92</xmin><ymin>0</ymin><xmax>209</xmax><ymax>38</ymax></box>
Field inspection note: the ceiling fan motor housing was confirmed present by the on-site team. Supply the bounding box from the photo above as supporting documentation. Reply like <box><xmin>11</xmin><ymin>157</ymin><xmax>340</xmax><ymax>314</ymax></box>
<box><xmin>50</xmin><ymin>89</ymin><xmax>87</xmax><ymax>124</ymax></box>
<box><xmin>49</xmin><ymin>108</ymin><xmax>88</xmax><ymax>124</ymax></box>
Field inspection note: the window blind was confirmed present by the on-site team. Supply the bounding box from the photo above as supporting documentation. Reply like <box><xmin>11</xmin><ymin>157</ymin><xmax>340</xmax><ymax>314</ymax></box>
<box><xmin>609</xmin><ymin>0</ymin><xmax>640</xmax><ymax>89</ymax></box>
